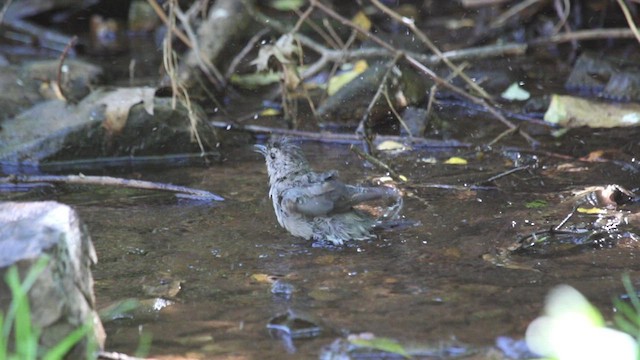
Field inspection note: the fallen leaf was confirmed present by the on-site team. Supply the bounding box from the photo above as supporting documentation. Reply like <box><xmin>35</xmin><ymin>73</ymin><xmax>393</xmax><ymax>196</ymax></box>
<box><xmin>544</xmin><ymin>94</ymin><xmax>640</xmax><ymax>128</ymax></box>
<box><xmin>100</xmin><ymin>87</ymin><xmax>155</xmax><ymax>134</ymax></box>
<box><xmin>444</xmin><ymin>157</ymin><xmax>468</xmax><ymax>165</ymax></box>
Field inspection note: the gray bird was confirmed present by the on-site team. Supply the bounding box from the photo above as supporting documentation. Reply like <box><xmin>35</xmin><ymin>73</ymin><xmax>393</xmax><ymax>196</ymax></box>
<box><xmin>255</xmin><ymin>137</ymin><xmax>403</xmax><ymax>245</ymax></box>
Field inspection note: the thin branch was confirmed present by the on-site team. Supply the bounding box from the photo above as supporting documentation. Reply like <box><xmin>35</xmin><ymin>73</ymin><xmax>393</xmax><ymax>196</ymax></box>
<box><xmin>528</xmin><ymin>27</ymin><xmax>636</xmax><ymax>45</ymax></box>
<box><xmin>483</xmin><ymin>165</ymin><xmax>530</xmax><ymax>183</ymax></box>
<box><xmin>146</xmin><ymin>0</ymin><xmax>192</xmax><ymax>47</ymax></box>
<box><xmin>0</xmin><ymin>0</ymin><xmax>12</xmax><ymax>24</ymax></box>
<box><xmin>350</xmin><ymin>145</ymin><xmax>405</xmax><ymax>182</ymax></box>
<box><xmin>210</xmin><ymin>120</ymin><xmax>471</xmax><ymax>148</ymax></box>
<box><xmin>369</xmin><ymin>0</ymin><xmax>491</xmax><ymax>99</ymax></box>
<box><xmin>1</xmin><ymin>175</ymin><xmax>224</xmax><ymax>201</ymax></box>
<box><xmin>616</xmin><ymin>0</ymin><xmax>640</xmax><ymax>45</ymax></box>
<box><xmin>54</xmin><ymin>35</ymin><xmax>78</xmax><ymax>102</ymax></box>
<box><xmin>225</xmin><ymin>27</ymin><xmax>270</xmax><ymax>80</ymax></box>
<box><xmin>382</xmin><ymin>86</ymin><xmax>412</xmax><ymax>137</ymax></box>
<box><xmin>355</xmin><ymin>53</ymin><xmax>402</xmax><ymax>152</ymax></box>
<box><xmin>310</xmin><ymin>0</ymin><xmax>536</xmax><ymax>146</ymax></box>
<box><xmin>489</xmin><ymin>0</ymin><xmax>545</xmax><ymax>29</ymax></box>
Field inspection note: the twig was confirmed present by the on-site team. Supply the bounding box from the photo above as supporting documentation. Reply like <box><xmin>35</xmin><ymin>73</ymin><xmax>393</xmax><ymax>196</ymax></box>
<box><xmin>528</xmin><ymin>28</ymin><xmax>636</xmax><ymax>45</ymax></box>
<box><xmin>483</xmin><ymin>165</ymin><xmax>530</xmax><ymax>183</ymax></box>
<box><xmin>146</xmin><ymin>0</ymin><xmax>192</xmax><ymax>47</ymax></box>
<box><xmin>350</xmin><ymin>145</ymin><xmax>405</xmax><ymax>182</ymax></box>
<box><xmin>54</xmin><ymin>35</ymin><xmax>78</xmax><ymax>102</ymax></box>
<box><xmin>293</xmin><ymin>4</ymin><xmax>340</xmax><ymax>50</ymax></box>
<box><xmin>225</xmin><ymin>27</ymin><xmax>270</xmax><ymax>80</ymax></box>
<box><xmin>383</xmin><ymin>87</ymin><xmax>411</xmax><ymax>136</ymax></box>
<box><xmin>554</xmin><ymin>207</ymin><xmax>577</xmax><ymax>231</ymax></box>
<box><xmin>210</xmin><ymin>120</ymin><xmax>471</xmax><ymax>148</ymax></box>
<box><xmin>355</xmin><ymin>53</ymin><xmax>402</xmax><ymax>152</ymax></box>
<box><xmin>1</xmin><ymin>175</ymin><xmax>224</xmax><ymax>201</ymax></box>
<box><xmin>616</xmin><ymin>0</ymin><xmax>640</xmax><ymax>45</ymax></box>
<box><xmin>310</xmin><ymin>0</ymin><xmax>537</xmax><ymax>146</ymax></box>
<box><xmin>487</xmin><ymin>126</ymin><xmax>519</xmax><ymax>147</ymax></box>
<box><xmin>552</xmin><ymin>0</ymin><xmax>571</xmax><ymax>35</ymax></box>
<box><xmin>173</xmin><ymin>1</ymin><xmax>225</xmax><ymax>89</ymax></box>
<box><xmin>0</xmin><ymin>0</ymin><xmax>12</xmax><ymax>24</ymax></box>
<box><xmin>489</xmin><ymin>0</ymin><xmax>544</xmax><ymax>29</ymax></box>
<box><xmin>370</xmin><ymin>0</ymin><xmax>491</xmax><ymax>99</ymax></box>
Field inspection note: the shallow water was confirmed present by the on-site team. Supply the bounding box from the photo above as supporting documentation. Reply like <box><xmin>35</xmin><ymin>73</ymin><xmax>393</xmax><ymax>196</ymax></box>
<box><xmin>20</xmin><ymin>136</ymin><xmax>638</xmax><ymax>359</ymax></box>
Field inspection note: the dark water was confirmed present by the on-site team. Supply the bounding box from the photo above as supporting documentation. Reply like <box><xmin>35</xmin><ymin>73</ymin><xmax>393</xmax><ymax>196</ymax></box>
<box><xmin>27</xmin><ymin>135</ymin><xmax>639</xmax><ymax>359</ymax></box>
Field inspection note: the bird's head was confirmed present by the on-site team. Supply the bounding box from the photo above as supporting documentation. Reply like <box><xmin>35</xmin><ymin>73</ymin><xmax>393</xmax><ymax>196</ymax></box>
<box><xmin>255</xmin><ymin>137</ymin><xmax>310</xmax><ymax>183</ymax></box>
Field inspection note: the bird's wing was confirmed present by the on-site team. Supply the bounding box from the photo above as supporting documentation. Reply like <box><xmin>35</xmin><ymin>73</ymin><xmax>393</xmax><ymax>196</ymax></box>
<box><xmin>281</xmin><ymin>176</ymin><xmax>344</xmax><ymax>216</ymax></box>
<box><xmin>283</xmin><ymin>171</ymin><xmax>400</xmax><ymax>217</ymax></box>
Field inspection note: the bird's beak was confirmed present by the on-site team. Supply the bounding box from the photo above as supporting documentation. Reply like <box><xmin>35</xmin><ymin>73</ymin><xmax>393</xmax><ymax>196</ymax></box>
<box><xmin>254</xmin><ymin>144</ymin><xmax>267</xmax><ymax>156</ymax></box>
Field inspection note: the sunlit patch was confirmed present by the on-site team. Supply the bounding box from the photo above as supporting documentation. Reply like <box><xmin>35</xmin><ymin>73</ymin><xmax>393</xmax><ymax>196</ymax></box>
<box><xmin>525</xmin><ymin>285</ymin><xmax>637</xmax><ymax>360</ymax></box>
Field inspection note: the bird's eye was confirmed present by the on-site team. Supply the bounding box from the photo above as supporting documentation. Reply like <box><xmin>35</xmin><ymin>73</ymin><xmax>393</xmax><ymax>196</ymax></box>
<box><xmin>270</xmin><ymin>152</ymin><xmax>276</xmax><ymax>159</ymax></box>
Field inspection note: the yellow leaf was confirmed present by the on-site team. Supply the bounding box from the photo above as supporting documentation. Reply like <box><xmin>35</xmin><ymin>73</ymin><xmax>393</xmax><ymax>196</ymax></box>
<box><xmin>352</xmin><ymin>11</ymin><xmax>371</xmax><ymax>31</ymax></box>
<box><xmin>327</xmin><ymin>60</ymin><xmax>368</xmax><ymax>96</ymax></box>
<box><xmin>260</xmin><ymin>108</ymin><xmax>281</xmax><ymax>116</ymax></box>
<box><xmin>444</xmin><ymin>157</ymin><xmax>468</xmax><ymax>165</ymax></box>
<box><xmin>576</xmin><ymin>207</ymin><xmax>607</xmax><ymax>214</ymax></box>
<box><xmin>250</xmin><ymin>274</ymin><xmax>273</xmax><ymax>283</ymax></box>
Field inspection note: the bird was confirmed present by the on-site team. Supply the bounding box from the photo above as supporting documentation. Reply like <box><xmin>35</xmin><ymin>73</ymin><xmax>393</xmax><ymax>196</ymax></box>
<box><xmin>255</xmin><ymin>137</ymin><xmax>403</xmax><ymax>245</ymax></box>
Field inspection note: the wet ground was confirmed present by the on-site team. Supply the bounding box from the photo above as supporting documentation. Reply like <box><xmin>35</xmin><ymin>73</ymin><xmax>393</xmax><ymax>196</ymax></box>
<box><xmin>9</xmin><ymin>129</ymin><xmax>640</xmax><ymax>359</ymax></box>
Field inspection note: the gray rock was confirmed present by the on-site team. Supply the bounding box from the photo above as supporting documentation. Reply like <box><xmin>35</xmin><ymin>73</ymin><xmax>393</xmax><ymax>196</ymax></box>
<box><xmin>0</xmin><ymin>201</ymin><xmax>105</xmax><ymax>358</ymax></box>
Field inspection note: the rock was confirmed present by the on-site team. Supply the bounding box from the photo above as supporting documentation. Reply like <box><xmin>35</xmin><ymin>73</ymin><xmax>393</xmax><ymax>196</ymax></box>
<box><xmin>0</xmin><ymin>87</ymin><xmax>220</xmax><ymax>162</ymax></box>
<box><xmin>0</xmin><ymin>201</ymin><xmax>105</xmax><ymax>358</ymax></box>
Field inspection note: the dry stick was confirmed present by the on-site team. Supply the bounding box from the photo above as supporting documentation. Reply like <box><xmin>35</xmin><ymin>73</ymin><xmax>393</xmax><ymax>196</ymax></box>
<box><xmin>242</xmin><ymin>1</ymin><xmax>525</xmax><ymax>79</ymax></box>
<box><xmin>382</xmin><ymin>88</ymin><xmax>412</xmax><ymax>137</ymax></box>
<box><xmin>355</xmin><ymin>53</ymin><xmax>402</xmax><ymax>153</ymax></box>
<box><xmin>317</xmin><ymin>29</ymin><xmax>358</xmax><ymax>107</ymax></box>
<box><xmin>0</xmin><ymin>0</ymin><xmax>12</xmax><ymax>24</ymax></box>
<box><xmin>54</xmin><ymin>35</ymin><xmax>78</xmax><ymax>102</ymax></box>
<box><xmin>528</xmin><ymin>27</ymin><xmax>636</xmax><ymax>45</ymax></box>
<box><xmin>322</xmin><ymin>18</ymin><xmax>346</xmax><ymax>49</ymax></box>
<box><xmin>552</xmin><ymin>0</ymin><xmax>571</xmax><ymax>35</ymax></box>
<box><xmin>489</xmin><ymin>0</ymin><xmax>544</xmax><ymax>29</ymax></box>
<box><xmin>173</xmin><ymin>3</ymin><xmax>225</xmax><ymax>88</ymax></box>
<box><xmin>487</xmin><ymin>126</ymin><xmax>519</xmax><ymax>147</ymax></box>
<box><xmin>225</xmin><ymin>27</ymin><xmax>270</xmax><ymax>80</ymax></box>
<box><xmin>350</xmin><ymin>145</ymin><xmax>404</xmax><ymax>182</ymax></box>
<box><xmin>293</xmin><ymin>5</ymin><xmax>340</xmax><ymax>50</ymax></box>
<box><xmin>1</xmin><ymin>175</ymin><xmax>224</xmax><ymax>201</ymax></box>
<box><xmin>426</xmin><ymin>62</ymin><xmax>470</xmax><ymax>122</ymax></box>
<box><xmin>616</xmin><ymin>0</ymin><xmax>640</xmax><ymax>44</ymax></box>
<box><xmin>210</xmin><ymin>120</ymin><xmax>470</xmax><ymax>148</ymax></box>
<box><xmin>162</xmin><ymin>2</ymin><xmax>206</xmax><ymax>153</ymax></box>
<box><xmin>310</xmin><ymin>0</ymin><xmax>537</xmax><ymax>146</ymax></box>
<box><xmin>146</xmin><ymin>0</ymin><xmax>192</xmax><ymax>47</ymax></box>
<box><xmin>483</xmin><ymin>165</ymin><xmax>530</xmax><ymax>183</ymax></box>
<box><xmin>369</xmin><ymin>0</ymin><xmax>491</xmax><ymax>99</ymax></box>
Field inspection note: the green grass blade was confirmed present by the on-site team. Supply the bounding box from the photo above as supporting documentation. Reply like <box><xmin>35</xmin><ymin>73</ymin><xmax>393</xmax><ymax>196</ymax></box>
<box><xmin>42</xmin><ymin>323</ymin><xmax>90</xmax><ymax>360</ymax></box>
<box><xmin>0</xmin><ymin>312</ymin><xmax>7</xmax><ymax>359</ymax></box>
<box><xmin>2</xmin><ymin>256</ymin><xmax>49</xmax><ymax>339</ymax></box>
<box><xmin>6</xmin><ymin>266</ymin><xmax>37</xmax><ymax>359</ymax></box>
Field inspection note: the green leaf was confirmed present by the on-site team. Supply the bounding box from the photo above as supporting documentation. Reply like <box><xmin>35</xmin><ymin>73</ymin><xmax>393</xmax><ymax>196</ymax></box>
<box><xmin>268</xmin><ymin>0</ymin><xmax>306</xmax><ymax>11</ymax></box>
<box><xmin>525</xmin><ymin>199</ymin><xmax>547</xmax><ymax>209</ymax></box>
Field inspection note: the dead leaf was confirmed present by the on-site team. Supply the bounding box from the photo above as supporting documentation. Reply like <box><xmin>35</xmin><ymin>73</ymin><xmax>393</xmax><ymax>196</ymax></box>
<box><xmin>544</xmin><ymin>94</ymin><xmax>640</xmax><ymax>128</ymax></box>
<box><xmin>100</xmin><ymin>87</ymin><xmax>155</xmax><ymax>134</ymax></box>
